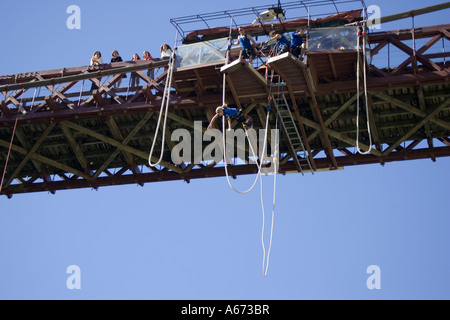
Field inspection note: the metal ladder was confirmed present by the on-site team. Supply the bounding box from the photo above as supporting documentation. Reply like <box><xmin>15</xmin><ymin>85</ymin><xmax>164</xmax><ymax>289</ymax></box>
<box><xmin>271</xmin><ymin>83</ymin><xmax>312</xmax><ymax>174</ymax></box>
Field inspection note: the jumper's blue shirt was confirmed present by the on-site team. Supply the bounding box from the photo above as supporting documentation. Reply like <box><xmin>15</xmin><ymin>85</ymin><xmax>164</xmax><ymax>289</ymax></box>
<box><xmin>277</xmin><ymin>34</ymin><xmax>290</xmax><ymax>50</ymax></box>
<box><xmin>222</xmin><ymin>108</ymin><xmax>239</xmax><ymax>118</ymax></box>
<box><xmin>291</xmin><ymin>32</ymin><xmax>303</xmax><ymax>48</ymax></box>
<box><xmin>239</xmin><ymin>34</ymin><xmax>253</xmax><ymax>50</ymax></box>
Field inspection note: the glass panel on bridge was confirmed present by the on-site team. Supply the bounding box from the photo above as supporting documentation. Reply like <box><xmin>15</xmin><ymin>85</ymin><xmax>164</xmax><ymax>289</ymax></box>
<box><xmin>307</xmin><ymin>26</ymin><xmax>358</xmax><ymax>51</ymax></box>
<box><xmin>175</xmin><ymin>38</ymin><xmax>229</xmax><ymax>68</ymax></box>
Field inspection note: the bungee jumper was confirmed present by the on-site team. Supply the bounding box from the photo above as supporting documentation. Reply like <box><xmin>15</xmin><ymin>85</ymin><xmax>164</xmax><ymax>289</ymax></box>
<box><xmin>207</xmin><ymin>104</ymin><xmax>254</xmax><ymax>131</ymax></box>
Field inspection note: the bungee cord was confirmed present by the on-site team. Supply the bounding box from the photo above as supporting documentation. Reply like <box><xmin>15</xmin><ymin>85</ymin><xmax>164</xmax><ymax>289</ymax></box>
<box><xmin>0</xmin><ymin>92</ymin><xmax>24</xmax><ymax>194</ymax></box>
<box><xmin>356</xmin><ymin>24</ymin><xmax>373</xmax><ymax>155</ymax></box>
<box><xmin>220</xmin><ymin>20</ymin><xmax>280</xmax><ymax>275</ymax></box>
<box><xmin>148</xmin><ymin>31</ymin><xmax>178</xmax><ymax>167</ymax></box>
<box><xmin>221</xmin><ymin>16</ymin><xmax>269</xmax><ymax>194</ymax></box>
<box><xmin>260</xmin><ymin>106</ymin><xmax>279</xmax><ymax>277</ymax></box>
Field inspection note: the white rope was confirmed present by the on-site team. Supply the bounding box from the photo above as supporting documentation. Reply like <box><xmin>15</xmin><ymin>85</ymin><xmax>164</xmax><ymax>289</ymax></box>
<box><xmin>148</xmin><ymin>31</ymin><xmax>178</xmax><ymax>167</ymax></box>
<box><xmin>221</xmin><ymin>109</ymin><xmax>270</xmax><ymax>194</ymax></box>
<box><xmin>260</xmin><ymin>113</ymin><xmax>279</xmax><ymax>277</ymax></box>
<box><xmin>220</xmin><ymin>16</ymin><xmax>268</xmax><ymax>194</ymax></box>
<box><xmin>77</xmin><ymin>80</ymin><xmax>84</xmax><ymax>107</ymax></box>
<box><xmin>30</xmin><ymin>87</ymin><xmax>37</xmax><ymax>111</ymax></box>
<box><xmin>356</xmin><ymin>27</ymin><xmax>373</xmax><ymax>155</ymax></box>
<box><xmin>219</xmin><ymin>103</ymin><xmax>277</xmax><ymax>274</ymax></box>
<box><xmin>220</xmin><ymin>15</ymin><xmax>278</xmax><ymax>275</ymax></box>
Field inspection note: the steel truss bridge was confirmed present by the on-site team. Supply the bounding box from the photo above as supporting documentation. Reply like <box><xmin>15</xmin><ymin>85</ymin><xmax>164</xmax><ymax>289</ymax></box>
<box><xmin>0</xmin><ymin>3</ymin><xmax>449</xmax><ymax>197</ymax></box>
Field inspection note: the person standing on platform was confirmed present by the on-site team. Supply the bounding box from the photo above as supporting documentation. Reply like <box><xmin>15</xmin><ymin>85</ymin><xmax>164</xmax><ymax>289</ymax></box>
<box><xmin>160</xmin><ymin>44</ymin><xmax>172</xmax><ymax>60</ymax></box>
<box><xmin>233</xmin><ymin>27</ymin><xmax>257</xmax><ymax>65</ymax></box>
<box><xmin>291</xmin><ymin>27</ymin><xmax>306</xmax><ymax>60</ymax></box>
<box><xmin>143</xmin><ymin>50</ymin><xmax>155</xmax><ymax>78</ymax></box>
<box><xmin>90</xmin><ymin>51</ymin><xmax>103</xmax><ymax>91</ymax></box>
<box><xmin>160</xmin><ymin>44</ymin><xmax>173</xmax><ymax>71</ymax></box>
<box><xmin>130</xmin><ymin>53</ymin><xmax>141</xmax><ymax>88</ymax></box>
<box><xmin>111</xmin><ymin>50</ymin><xmax>125</xmax><ymax>88</ymax></box>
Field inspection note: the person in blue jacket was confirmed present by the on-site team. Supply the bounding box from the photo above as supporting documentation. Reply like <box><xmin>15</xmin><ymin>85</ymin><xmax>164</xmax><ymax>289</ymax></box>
<box><xmin>291</xmin><ymin>27</ymin><xmax>306</xmax><ymax>60</ymax></box>
<box><xmin>207</xmin><ymin>104</ymin><xmax>253</xmax><ymax>131</ymax></box>
<box><xmin>233</xmin><ymin>28</ymin><xmax>257</xmax><ymax>65</ymax></box>
<box><xmin>268</xmin><ymin>30</ymin><xmax>291</xmax><ymax>55</ymax></box>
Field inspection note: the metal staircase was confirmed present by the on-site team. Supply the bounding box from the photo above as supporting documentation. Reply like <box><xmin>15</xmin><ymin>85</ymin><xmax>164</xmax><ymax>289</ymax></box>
<box><xmin>270</xmin><ymin>81</ymin><xmax>312</xmax><ymax>174</ymax></box>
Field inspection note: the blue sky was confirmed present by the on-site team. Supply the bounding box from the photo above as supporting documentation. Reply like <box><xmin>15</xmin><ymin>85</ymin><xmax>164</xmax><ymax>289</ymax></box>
<box><xmin>0</xmin><ymin>0</ymin><xmax>449</xmax><ymax>300</ymax></box>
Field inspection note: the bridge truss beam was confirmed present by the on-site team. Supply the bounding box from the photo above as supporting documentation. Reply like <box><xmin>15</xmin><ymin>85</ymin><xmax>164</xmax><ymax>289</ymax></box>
<box><xmin>0</xmin><ymin>23</ymin><xmax>449</xmax><ymax>197</ymax></box>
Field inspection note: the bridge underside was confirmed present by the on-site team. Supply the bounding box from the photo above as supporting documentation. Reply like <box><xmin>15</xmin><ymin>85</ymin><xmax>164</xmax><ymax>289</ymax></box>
<box><xmin>0</xmin><ymin>24</ymin><xmax>449</xmax><ymax>197</ymax></box>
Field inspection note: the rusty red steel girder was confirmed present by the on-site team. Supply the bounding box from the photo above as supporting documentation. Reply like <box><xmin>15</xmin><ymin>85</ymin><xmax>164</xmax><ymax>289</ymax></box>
<box><xmin>0</xmin><ymin>23</ymin><xmax>449</xmax><ymax>197</ymax></box>
<box><xmin>2</xmin><ymin>146</ymin><xmax>450</xmax><ymax>197</ymax></box>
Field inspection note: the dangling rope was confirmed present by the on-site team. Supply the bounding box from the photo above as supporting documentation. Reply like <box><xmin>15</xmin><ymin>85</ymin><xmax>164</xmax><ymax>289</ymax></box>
<box><xmin>220</xmin><ymin>16</ymin><xmax>279</xmax><ymax>275</ymax></box>
<box><xmin>0</xmin><ymin>92</ymin><xmax>24</xmax><ymax>194</ymax></box>
<box><xmin>30</xmin><ymin>87</ymin><xmax>37</xmax><ymax>111</ymax></box>
<box><xmin>219</xmin><ymin>100</ymin><xmax>277</xmax><ymax>276</ymax></box>
<box><xmin>221</xmin><ymin>108</ymin><xmax>270</xmax><ymax>194</ymax></box>
<box><xmin>412</xmin><ymin>15</ymin><xmax>416</xmax><ymax>58</ymax></box>
<box><xmin>260</xmin><ymin>106</ymin><xmax>279</xmax><ymax>277</ymax></box>
<box><xmin>77</xmin><ymin>80</ymin><xmax>84</xmax><ymax>107</ymax></box>
<box><xmin>442</xmin><ymin>36</ymin><xmax>446</xmax><ymax>66</ymax></box>
<box><xmin>125</xmin><ymin>74</ymin><xmax>132</xmax><ymax>101</ymax></box>
<box><xmin>258</xmin><ymin>64</ymin><xmax>287</xmax><ymax>277</ymax></box>
<box><xmin>148</xmin><ymin>31</ymin><xmax>178</xmax><ymax>167</ymax></box>
<box><xmin>356</xmin><ymin>24</ymin><xmax>373</xmax><ymax>155</ymax></box>
<box><xmin>256</xmin><ymin>38</ymin><xmax>279</xmax><ymax>276</ymax></box>
<box><xmin>221</xmin><ymin>17</ymin><xmax>270</xmax><ymax>194</ymax></box>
